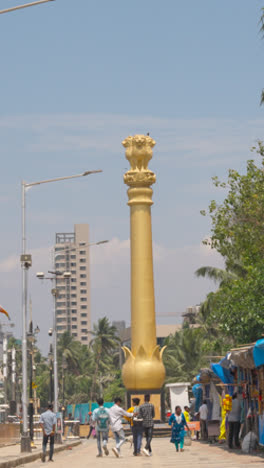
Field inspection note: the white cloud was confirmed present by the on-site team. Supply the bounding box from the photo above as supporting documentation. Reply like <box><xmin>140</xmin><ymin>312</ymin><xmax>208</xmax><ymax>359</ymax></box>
<box><xmin>0</xmin><ymin>113</ymin><xmax>263</xmax><ymax>167</ymax></box>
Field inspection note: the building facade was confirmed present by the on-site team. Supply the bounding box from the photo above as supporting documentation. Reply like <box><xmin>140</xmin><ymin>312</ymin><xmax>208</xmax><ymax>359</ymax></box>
<box><xmin>54</xmin><ymin>224</ymin><xmax>91</xmax><ymax>343</ymax></box>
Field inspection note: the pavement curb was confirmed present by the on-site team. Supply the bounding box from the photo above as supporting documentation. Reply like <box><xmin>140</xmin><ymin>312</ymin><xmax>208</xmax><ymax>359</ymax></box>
<box><xmin>0</xmin><ymin>440</ymin><xmax>81</xmax><ymax>468</ymax></box>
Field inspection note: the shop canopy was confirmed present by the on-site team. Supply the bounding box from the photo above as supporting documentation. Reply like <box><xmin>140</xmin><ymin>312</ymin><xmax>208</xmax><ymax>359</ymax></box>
<box><xmin>210</xmin><ymin>338</ymin><xmax>264</xmax><ymax>384</ymax></box>
<box><xmin>253</xmin><ymin>338</ymin><xmax>264</xmax><ymax>368</ymax></box>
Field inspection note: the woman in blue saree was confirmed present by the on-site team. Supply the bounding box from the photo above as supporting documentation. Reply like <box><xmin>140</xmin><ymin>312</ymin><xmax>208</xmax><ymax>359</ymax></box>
<box><xmin>169</xmin><ymin>405</ymin><xmax>190</xmax><ymax>452</ymax></box>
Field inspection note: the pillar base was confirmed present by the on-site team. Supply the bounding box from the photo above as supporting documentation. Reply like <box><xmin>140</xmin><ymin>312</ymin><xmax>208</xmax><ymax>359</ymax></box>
<box><xmin>126</xmin><ymin>388</ymin><xmax>165</xmax><ymax>423</ymax></box>
<box><xmin>21</xmin><ymin>435</ymin><xmax>32</xmax><ymax>453</ymax></box>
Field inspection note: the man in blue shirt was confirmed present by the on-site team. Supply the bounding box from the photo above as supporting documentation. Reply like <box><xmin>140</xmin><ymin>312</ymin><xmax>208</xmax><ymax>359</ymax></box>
<box><xmin>39</xmin><ymin>404</ymin><xmax>57</xmax><ymax>462</ymax></box>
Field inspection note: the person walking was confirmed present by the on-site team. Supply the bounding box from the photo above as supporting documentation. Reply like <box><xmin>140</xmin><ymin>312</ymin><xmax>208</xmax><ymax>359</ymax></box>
<box><xmin>87</xmin><ymin>412</ymin><xmax>95</xmax><ymax>439</ymax></box>
<box><xmin>39</xmin><ymin>404</ymin><xmax>57</xmax><ymax>463</ymax></box>
<box><xmin>109</xmin><ymin>397</ymin><xmax>133</xmax><ymax>458</ymax></box>
<box><xmin>183</xmin><ymin>406</ymin><xmax>191</xmax><ymax>423</ymax></box>
<box><xmin>169</xmin><ymin>405</ymin><xmax>190</xmax><ymax>452</ymax></box>
<box><xmin>126</xmin><ymin>398</ymin><xmax>143</xmax><ymax>456</ymax></box>
<box><xmin>228</xmin><ymin>393</ymin><xmax>242</xmax><ymax>449</ymax></box>
<box><xmin>92</xmin><ymin>398</ymin><xmax>110</xmax><ymax>457</ymax></box>
<box><xmin>199</xmin><ymin>400</ymin><xmax>208</xmax><ymax>441</ymax></box>
<box><xmin>139</xmin><ymin>394</ymin><xmax>155</xmax><ymax>457</ymax></box>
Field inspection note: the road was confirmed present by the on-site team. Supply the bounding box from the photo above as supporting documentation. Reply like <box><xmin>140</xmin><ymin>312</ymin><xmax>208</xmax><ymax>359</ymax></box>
<box><xmin>26</xmin><ymin>437</ymin><xmax>264</xmax><ymax>468</ymax></box>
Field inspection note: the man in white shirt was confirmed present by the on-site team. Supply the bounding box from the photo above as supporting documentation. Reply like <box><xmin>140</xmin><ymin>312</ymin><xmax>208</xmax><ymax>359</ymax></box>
<box><xmin>199</xmin><ymin>400</ymin><xmax>208</xmax><ymax>440</ymax></box>
<box><xmin>109</xmin><ymin>397</ymin><xmax>133</xmax><ymax>458</ymax></box>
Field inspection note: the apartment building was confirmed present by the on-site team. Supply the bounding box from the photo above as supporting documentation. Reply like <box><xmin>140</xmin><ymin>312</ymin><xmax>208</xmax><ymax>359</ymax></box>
<box><xmin>54</xmin><ymin>224</ymin><xmax>90</xmax><ymax>343</ymax></box>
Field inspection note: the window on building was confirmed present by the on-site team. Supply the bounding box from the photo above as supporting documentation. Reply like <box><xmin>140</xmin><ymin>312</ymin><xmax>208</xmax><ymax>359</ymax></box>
<box><xmin>71</xmin><ymin>286</ymin><xmax>77</xmax><ymax>290</ymax></box>
<box><xmin>57</xmin><ymin>326</ymin><xmax>66</xmax><ymax>331</ymax></box>
<box><xmin>55</xmin><ymin>255</ymin><xmax>65</xmax><ymax>261</ymax></box>
<box><xmin>71</xmin><ymin>278</ymin><xmax>77</xmax><ymax>283</ymax></box>
<box><xmin>80</xmin><ymin>250</ymin><xmax>86</xmax><ymax>255</ymax></box>
<box><xmin>70</xmin><ymin>262</ymin><xmax>76</xmax><ymax>267</ymax></box>
<box><xmin>81</xmin><ymin>329</ymin><xmax>87</xmax><ymax>333</ymax></box>
<box><xmin>80</xmin><ymin>258</ymin><xmax>86</xmax><ymax>263</ymax></box>
<box><xmin>71</xmin><ymin>270</ymin><xmax>76</xmax><ymax>275</ymax></box>
<box><xmin>71</xmin><ymin>294</ymin><xmax>77</xmax><ymax>298</ymax></box>
<box><xmin>72</xmin><ymin>333</ymin><xmax>78</xmax><ymax>337</ymax></box>
<box><xmin>80</xmin><ymin>298</ymin><xmax>87</xmax><ymax>302</ymax></box>
<box><xmin>80</xmin><ymin>289</ymin><xmax>87</xmax><ymax>294</ymax></box>
<box><xmin>70</xmin><ymin>255</ymin><xmax>76</xmax><ymax>259</ymax></box>
<box><xmin>56</xmin><ymin>309</ymin><xmax>66</xmax><ymax>315</ymax></box>
<box><xmin>81</xmin><ymin>313</ymin><xmax>87</xmax><ymax>317</ymax></box>
<box><xmin>81</xmin><ymin>305</ymin><xmax>87</xmax><ymax>309</ymax></box>
<box><xmin>80</xmin><ymin>274</ymin><xmax>87</xmax><ymax>278</ymax></box>
<box><xmin>81</xmin><ymin>321</ymin><xmax>87</xmax><ymax>325</ymax></box>
<box><xmin>71</xmin><ymin>310</ymin><xmax>77</xmax><ymax>314</ymax></box>
<box><xmin>57</xmin><ymin>318</ymin><xmax>66</xmax><ymax>323</ymax></box>
<box><xmin>56</xmin><ymin>302</ymin><xmax>66</xmax><ymax>307</ymax></box>
<box><xmin>81</xmin><ymin>336</ymin><xmax>88</xmax><ymax>341</ymax></box>
<box><xmin>80</xmin><ymin>266</ymin><xmax>86</xmax><ymax>271</ymax></box>
<box><xmin>80</xmin><ymin>282</ymin><xmax>86</xmax><ymax>286</ymax></box>
<box><xmin>71</xmin><ymin>302</ymin><xmax>77</xmax><ymax>306</ymax></box>
<box><xmin>79</xmin><ymin>242</ymin><xmax>86</xmax><ymax>246</ymax></box>
<box><xmin>72</xmin><ymin>325</ymin><xmax>77</xmax><ymax>330</ymax></box>
<box><xmin>72</xmin><ymin>317</ymin><xmax>77</xmax><ymax>322</ymax></box>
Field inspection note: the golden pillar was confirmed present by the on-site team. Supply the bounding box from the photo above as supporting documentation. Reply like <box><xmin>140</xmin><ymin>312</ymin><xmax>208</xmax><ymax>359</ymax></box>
<box><xmin>122</xmin><ymin>135</ymin><xmax>166</xmax><ymax>390</ymax></box>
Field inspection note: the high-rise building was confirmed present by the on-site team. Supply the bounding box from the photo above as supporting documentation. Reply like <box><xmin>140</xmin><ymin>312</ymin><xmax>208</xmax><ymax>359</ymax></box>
<box><xmin>54</xmin><ymin>224</ymin><xmax>90</xmax><ymax>344</ymax></box>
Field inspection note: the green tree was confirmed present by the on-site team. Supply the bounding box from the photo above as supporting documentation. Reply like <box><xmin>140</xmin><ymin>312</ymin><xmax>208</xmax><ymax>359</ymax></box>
<box><xmin>89</xmin><ymin>317</ymin><xmax>120</xmax><ymax>401</ymax></box>
<box><xmin>198</xmin><ymin>143</ymin><xmax>264</xmax><ymax>343</ymax></box>
<box><xmin>164</xmin><ymin>327</ymin><xmax>208</xmax><ymax>383</ymax></box>
<box><xmin>202</xmin><ymin>143</ymin><xmax>264</xmax><ymax>270</ymax></box>
<box><xmin>209</xmin><ymin>264</ymin><xmax>264</xmax><ymax>343</ymax></box>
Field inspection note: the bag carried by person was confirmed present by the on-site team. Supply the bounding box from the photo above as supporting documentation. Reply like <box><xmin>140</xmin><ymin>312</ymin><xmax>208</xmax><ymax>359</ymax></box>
<box><xmin>96</xmin><ymin>407</ymin><xmax>109</xmax><ymax>431</ymax></box>
<box><xmin>184</xmin><ymin>430</ymin><xmax>192</xmax><ymax>446</ymax></box>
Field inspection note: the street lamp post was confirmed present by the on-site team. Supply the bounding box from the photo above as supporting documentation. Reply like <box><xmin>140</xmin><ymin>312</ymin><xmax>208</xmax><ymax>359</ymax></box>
<box><xmin>0</xmin><ymin>0</ymin><xmax>55</xmax><ymax>15</ymax></box>
<box><xmin>48</xmin><ymin>344</ymin><xmax>54</xmax><ymax>403</ymax></box>
<box><xmin>28</xmin><ymin>321</ymin><xmax>40</xmax><ymax>447</ymax></box>
<box><xmin>36</xmin><ymin>271</ymin><xmax>71</xmax><ymax>419</ymax></box>
<box><xmin>20</xmin><ymin>169</ymin><xmax>102</xmax><ymax>452</ymax></box>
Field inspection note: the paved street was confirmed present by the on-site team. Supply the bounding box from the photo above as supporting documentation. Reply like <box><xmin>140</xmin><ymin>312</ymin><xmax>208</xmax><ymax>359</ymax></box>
<box><xmin>25</xmin><ymin>438</ymin><xmax>264</xmax><ymax>468</ymax></box>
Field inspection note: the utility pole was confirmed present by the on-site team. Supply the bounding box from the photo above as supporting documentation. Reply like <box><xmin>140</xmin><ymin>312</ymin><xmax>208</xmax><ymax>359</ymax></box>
<box><xmin>11</xmin><ymin>348</ymin><xmax>16</xmax><ymax>402</ymax></box>
<box><xmin>3</xmin><ymin>336</ymin><xmax>7</xmax><ymax>406</ymax></box>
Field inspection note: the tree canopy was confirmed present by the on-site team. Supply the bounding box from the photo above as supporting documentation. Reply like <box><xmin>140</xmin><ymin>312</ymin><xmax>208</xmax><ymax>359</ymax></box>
<box><xmin>198</xmin><ymin>143</ymin><xmax>264</xmax><ymax>344</ymax></box>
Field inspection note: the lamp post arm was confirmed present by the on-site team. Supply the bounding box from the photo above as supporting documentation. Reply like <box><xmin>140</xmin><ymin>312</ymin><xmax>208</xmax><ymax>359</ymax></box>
<box><xmin>0</xmin><ymin>0</ymin><xmax>55</xmax><ymax>15</ymax></box>
<box><xmin>25</xmin><ymin>170</ymin><xmax>102</xmax><ymax>188</ymax></box>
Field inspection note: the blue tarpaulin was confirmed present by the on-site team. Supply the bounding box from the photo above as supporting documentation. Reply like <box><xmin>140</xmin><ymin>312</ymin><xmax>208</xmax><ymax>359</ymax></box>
<box><xmin>192</xmin><ymin>383</ymin><xmax>202</xmax><ymax>412</ymax></box>
<box><xmin>253</xmin><ymin>339</ymin><xmax>264</xmax><ymax>368</ymax></box>
<box><xmin>211</xmin><ymin>363</ymin><xmax>234</xmax><ymax>385</ymax></box>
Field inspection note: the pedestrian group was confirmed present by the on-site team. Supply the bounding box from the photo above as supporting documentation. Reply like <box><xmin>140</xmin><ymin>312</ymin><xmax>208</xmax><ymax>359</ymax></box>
<box><xmin>39</xmin><ymin>397</ymin><xmax>195</xmax><ymax>460</ymax></box>
<box><xmin>91</xmin><ymin>394</ymin><xmax>155</xmax><ymax>458</ymax></box>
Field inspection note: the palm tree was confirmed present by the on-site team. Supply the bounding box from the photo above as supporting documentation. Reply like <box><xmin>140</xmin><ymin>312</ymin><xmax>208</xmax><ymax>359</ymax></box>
<box><xmin>57</xmin><ymin>332</ymin><xmax>80</xmax><ymax>375</ymax></box>
<box><xmin>195</xmin><ymin>266</ymin><xmax>237</xmax><ymax>286</ymax></box>
<box><xmin>164</xmin><ymin>327</ymin><xmax>206</xmax><ymax>383</ymax></box>
<box><xmin>89</xmin><ymin>317</ymin><xmax>120</xmax><ymax>401</ymax></box>
<box><xmin>195</xmin><ymin>261</ymin><xmax>247</xmax><ymax>287</ymax></box>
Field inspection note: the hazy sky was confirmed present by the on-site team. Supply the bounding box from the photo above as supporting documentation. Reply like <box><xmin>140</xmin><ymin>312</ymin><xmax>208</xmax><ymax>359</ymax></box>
<box><xmin>0</xmin><ymin>0</ymin><xmax>263</xmax><ymax>353</ymax></box>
